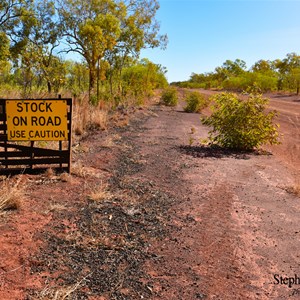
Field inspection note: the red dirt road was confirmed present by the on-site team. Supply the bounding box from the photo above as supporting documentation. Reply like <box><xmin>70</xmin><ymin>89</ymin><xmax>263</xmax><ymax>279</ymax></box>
<box><xmin>266</xmin><ymin>94</ymin><xmax>300</xmax><ymax>180</ymax></box>
<box><xmin>134</xmin><ymin>97</ymin><xmax>300</xmax><ymax>299</ymax></box>
<box><xmin>0</xmin><ymin>91</ymin><xmax>300</xmax><ymax>299</ymax></box>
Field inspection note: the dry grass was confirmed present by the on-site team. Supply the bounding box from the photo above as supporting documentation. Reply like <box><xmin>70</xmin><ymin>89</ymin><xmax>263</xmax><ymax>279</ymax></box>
<box><xmin>0</xmin><ymin>176</ymin><xmax>25</xmax><ymax>213</ymax></box>
<box><xmin>71</xmin><ymin>161</ymin><xmax>89</xmax><ymax>178</ymax></box>
<box><xmin>40</xmin><ymin>169</ymin><xmax>72</xmax><ymax>183</ymax></box>
<box><xmin>71</xmin><ymin>161</ymin><xmax>108</xmax><ymax>179</ymax></box>
<box><xmin>59</xmin><ymin>172</ymin><xmax>72</xmax><ymax>183</ymax></box>
<box><xmin>88</xmin><ymin>182</ymin><xmax>112</xmax><ymax>202</ymax></box>
<box><xmin>44</xmin><ymin>168</ymin><xmax>55</xmax><ymax>179</ymax></box>
<box><xmin>89</xmin><ymin>107</ymin><xmax>108</xmax><ymax>130</ymax></box>
<box><xmin>48</xmin><ymin>203</ymin><xmax>67</xmax><ymax>212</ymax></box>
<box><xmin>73</xmin><ymin>95</ymin><xmax>108</xmax><ymax>137</ymax></box>
<box><xmin>72</xmin><ymin>143</ymin><xmax>90</xmax><ymax>154</ymax></box>
<box><xmin>38</xmin><ymin>279</ymin><xmax>86</xmax><ymax>300</ymax></box>
<box><xmin>285</xmin><ymin>179</ymin><xmax>300</xmax><ymax>197</ymax></box>
<box><xmin>99</xmin><ymin>134</ymin><xmax>122</xmax><ymax>149</ymax></box>
<box><xmin>100</xmin><ymin>136</ymin><xmax>115</xmax><ymax>148</ymax></box>
<box><xmin>284</xmin><ymin>186</ymin><xmax>300</xmax><ymax>197</ymax></box>
<box><xmin>110</xmin><ymin>113</ymin><xmax>129</xmax><ymax>128</ymax></box>
<box><xmin>292</xmin><ymin>185</ymin><xmax>300</xmax><ymax>196</ymax></box>
<box><xmin>115</xmin><ymin>117</ymin><xmax>129</xmax><ymax>128</ymax></box>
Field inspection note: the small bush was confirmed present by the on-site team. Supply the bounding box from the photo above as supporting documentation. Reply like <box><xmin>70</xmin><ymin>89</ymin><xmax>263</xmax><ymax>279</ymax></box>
<box><xmin>184</xmin><ymin>91</ymin><xmax>208</xmax><ymax>113</ymax></box>
<box><xmin>202</xmin><ymin>92</ymin><xmax>280</xmax><ymax>150</ymax></box>
<box><xmin>161</xmin><ymin>87</ymin><xmax>178</xmax><ymax>106</ymax></box>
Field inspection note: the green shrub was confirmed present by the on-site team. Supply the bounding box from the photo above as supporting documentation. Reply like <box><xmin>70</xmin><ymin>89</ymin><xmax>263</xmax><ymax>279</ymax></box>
<box><xmin>202</xmin><ymin>92</ymin><xmax>280</xmax><ymax>150</ymax></box>
<box><xmin>223</xmin><ymin>76</ymin><xmax>249</xmax><ymax>91</ymax></box>
<box><xmin>161</xmin><ymin>87</ymin><xmax>178</xmax><ymax>106</ymax></box>
<box><xmin>184</xmin><ymin>91</ymin><xmax>208</xmax><ymax>113</ymax></box>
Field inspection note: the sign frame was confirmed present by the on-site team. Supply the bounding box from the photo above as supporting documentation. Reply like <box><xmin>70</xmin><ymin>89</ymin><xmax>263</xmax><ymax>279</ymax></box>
<box><xmin>0</xmin><ymin>97</ymin><xmax>72</xmax><ymax>175</ymax></box>
<box><xmin>6</xmin><ymin>99</ymin><xmax>69</xmax><ymax>141</ymax></box>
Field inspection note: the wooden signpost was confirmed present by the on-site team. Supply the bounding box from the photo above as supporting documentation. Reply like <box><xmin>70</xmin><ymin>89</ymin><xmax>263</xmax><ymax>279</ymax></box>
<box><xmin>0</xmin><ymin>97</ymin><xmax>72</xmax><ymax>175</ymax></box>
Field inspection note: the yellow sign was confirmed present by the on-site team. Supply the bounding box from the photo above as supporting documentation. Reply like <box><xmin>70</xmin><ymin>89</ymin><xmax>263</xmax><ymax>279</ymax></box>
<box><xmin>6</xmin><ymin>100</ymin><xmax>68</xmax><ymax>141</ymax></box>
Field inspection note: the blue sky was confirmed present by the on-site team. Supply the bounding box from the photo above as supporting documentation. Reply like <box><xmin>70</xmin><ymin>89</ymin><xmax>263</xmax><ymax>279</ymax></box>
<box><xmin>141</xmin><ymin>0</ymin><xmax>300</xmax><ymax>83</ymax></box>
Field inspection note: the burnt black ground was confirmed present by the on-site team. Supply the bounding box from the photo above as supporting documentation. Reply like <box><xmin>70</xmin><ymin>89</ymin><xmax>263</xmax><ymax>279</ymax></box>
<box><xmin>26</xmin><ymin>107</ymin><xmax>178</xmax><ymax>300</ymax></box>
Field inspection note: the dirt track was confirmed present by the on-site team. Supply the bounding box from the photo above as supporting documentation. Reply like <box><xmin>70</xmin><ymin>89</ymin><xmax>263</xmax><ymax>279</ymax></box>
<box><xmin>0</xmin><ymin>91</ymin><xmax>300</xmax><ymax>299</ymax></box>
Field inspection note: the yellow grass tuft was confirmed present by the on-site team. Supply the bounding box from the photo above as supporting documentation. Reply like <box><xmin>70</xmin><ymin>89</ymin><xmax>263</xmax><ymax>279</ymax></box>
<box><xmin>288</xmin><ymin>180</ymin><xmax>300</xmax><ymax>197</ymax></box>
<box><xmin>293</xmin><ymin>186</ymin><xmax>300</xmax><ymax>196</ymax></box>
<box><xmin>59</xmin><ymin>172</ymin><xmax>72</xmax><ymax>183</ymax></box>
<box><xmin>44</xmin><ymin>168</ymin><xmax>55</xmax><ymax>179</ymax></box>
<box><xmin>88</xmin><ymin>182</ymin><xmax>112</xmax><ymax>202</ymax></box>
<box><xmin>0</xmin><ymin>176</ymin><xmax>24</xmax><ymax>213</ymax></box>
<box><xmin>89</xmin><ymin>107</ymin><xmax>108</xmax><ymax>130</ymax></box>
<box><xmin>39</xmin><ymin>279</ymin><xmax>85</xmax><ymax>300</ymax></box>
<box><xmin>73</xmin><ymin>96</ymin><xmax>108</xmax><ymax>137</ymax></box>
<box><xmin>71</xmin><ymin>161</ymin><xmax>89</xmax><ymax>178</ymax></box>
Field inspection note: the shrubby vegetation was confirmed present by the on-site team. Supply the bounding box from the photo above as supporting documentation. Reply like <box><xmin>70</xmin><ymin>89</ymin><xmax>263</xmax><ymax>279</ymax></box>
<box><xmin>0</xmin><ymin>0</ymin><xmax>168</xmax><ymax>107</ymax></box>
<box><xmin>184</xmin><ymin>91</ymin><xmax>209</xmax><ymax>113</ymax></box>
<box><xmin>172</xmin><ymin>54</ymin><xmax>300</xmax><ymax>95</ymax></box>
<box><xmin>202</xmin><ymin>92</ymin><xmax>280</xmax><ymax>150</ymax></box>
<box><xmin>161</xmin><ymin>87</ymin><xmax>178</xmax><ymax>106</ymax></box>
<box><xmin>122</xmin><ymin>59</ymin><xmax>168</xmax><ymax>106</ymax></box>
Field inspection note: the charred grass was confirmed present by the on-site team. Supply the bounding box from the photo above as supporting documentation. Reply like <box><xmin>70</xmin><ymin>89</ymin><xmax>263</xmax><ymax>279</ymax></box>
<box><xmin>26</xmin><ymin>114</ymin><xmax>174</xmax><ymax>300</ymax></box>
<box><xmin>178</xmin><ymin>144</ymin><xmax>262</xmax><ymax>160</ymax></box>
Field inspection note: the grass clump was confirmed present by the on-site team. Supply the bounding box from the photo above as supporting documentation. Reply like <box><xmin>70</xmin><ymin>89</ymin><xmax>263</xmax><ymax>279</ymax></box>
<box><xmin>73</xmin><ymin>94</ymin><xmax>108</xmax><ymax>137</ymax></box>
<box><xmin>161</xmin><ymin>87</ymin><xmax>178</xmax><ymax>107</ymax></box>
<box><xmin>0</xmin><ymin>177</ymin><xmax>24</xmax><ymax>213</ymax></box>
<box><xmin>202</xmin><ymin>92</ymin><xmax>280</xmax><ymax>150</ymax></box>
<box><xmin>88</xmin><ymin>182</ymin><xmax>112</xmax><ymax>202</ymax></box>
<box><xmin>184</xmin><ymin>91</ymin><xmax>209</xmax><ymax>113</ymax></box>
<box><xmin>38</xmin><ymin>280</ymin><xmax>84</xmax><ymax>300</ymax></box>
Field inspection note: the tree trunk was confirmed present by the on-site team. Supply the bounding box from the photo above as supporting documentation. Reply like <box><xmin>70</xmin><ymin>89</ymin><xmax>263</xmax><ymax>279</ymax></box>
<box><xmin>109</xmin><ymin>71</ymin><xmax>113</xmax><ymax>97</ymax></box>
<box><xmin>89</xmin><ymin>65</ymin><xmax>97</xmax><ymax>101</ymax></box>
<box><xmin>47</xmin><ymin>81</ymin><xmax>52</xmax><ymax>94</ymax></box>
<box><xmin>97</xmin><ymin>58</ymin><xmax>100</xmax><ymax>103</ymax></box>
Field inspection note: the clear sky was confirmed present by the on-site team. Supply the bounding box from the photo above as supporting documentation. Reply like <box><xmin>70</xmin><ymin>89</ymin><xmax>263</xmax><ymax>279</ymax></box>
<box><xmin>140</xmin><ymin>0</ymin><xmax>300</xmax><ymax>83</ymax></box>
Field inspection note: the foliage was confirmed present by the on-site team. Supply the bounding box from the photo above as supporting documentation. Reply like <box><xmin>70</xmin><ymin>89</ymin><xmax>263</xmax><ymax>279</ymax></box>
<box><xmin>0</xmin><ymin>0</ymin><xmax>168</xmax><ymax>106</ymax></box>
<box><xmin>57</xmin><ymin>0</ymin><xmax>123</xmax><ymax>98</ymax></box>
<box><xmin>173</xmin><ymin>53</ymin><xmax>300</xmax><ymax>95</ymax></box>
<box><xmin>122</xmin><ymin>59</ymin><xmax>168</xmax><ymax>105</ymax></box>
<box><xmin>218</xmin><ymin>59</ymin><xmax>247</xmax><ymax>77</ymax></box>
<box><xmin>57</xmin><ymin>0</ymin><xmax>167</xmax><ymax>102</ymax></box>
<box><xmin>184</xmin><ymin>91</ymin><xmax>208</xmax><ymax>113</ymax></box>
<box><xmin>202</xmin><ymin>92</ymin><xmax>280</xmax><ymax>150</ymax></box>
<box><xmin>0</xmin><ymin>32</ymin><xmax>10</xmax><ymax>61</ymax></box>
<box><xmin>161</xmin><ymin>87</ymin><xmax>178</xmax><ymax>107</ymax></box>
<box><xmin>66</xmin><ymin>61</ymin><xmax>89</xmax><ymax>96</ymax></box>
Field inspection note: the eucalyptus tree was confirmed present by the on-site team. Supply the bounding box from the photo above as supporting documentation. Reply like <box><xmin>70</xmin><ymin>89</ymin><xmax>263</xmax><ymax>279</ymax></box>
<box><xmin>26</xmin><ymin>0</ymin><xmax>64</xmax><ymax>93</ymax></box>
<box><xmin>105</xmin><ymin>0</ymin><xmax>168</xmax><ymax>98</ymax></box>
<box><xmin>0</xmin><ymin>31</ymin><xmax>10</xmax><ymax>62</ymax></box>
<box><xmin>0</xmin><ymin>0</ymin><xmax>34</xmax><ymax>86</ymax></box>
<box><xmin>251</xmin><ymin>60</ymin><xmax>274</xmax><ymax>74</ymax></box>
<box><xmin>274</xmin><ymin>53</ymin><xmax>300</xmax><ymax>93</ymax></box>
<box><xmin>57</xmin><ymin>0</ymin><xmax>167</xmax><ymax>102</ymax></box>
<box><xmin>122</xmin><ymin>58</ymin><xmax>167</xmax><ymax>104</ymax></box>
<box><xmin>222</xmin><ymin>59</ymin><xmax>247</xmax><ymax>76</ymax></box>
<box><xmin>1</xmin><ymin>0</ymin><xmax>64</xmax><ymax>93</ymax></box>
<box><xmin>65</xmin><ymin>60</ymin><xmax>89</xmax><ymax>95</ymax></box>
<box><xmin>248</xmin><ymin>60</ymin><xmax>278</xmax><ymax>92</ymax></box>
<box><xmin>0</xmin><ymin>31</ymin><xmax>10</xmax><ymax>84</ymax></box>
<box><xmin>1</xmin><ymin>0</ymin><xmax>36</xmax><ymax>58</ymax></box>
<box><xmin>0</xmin><ymin>0</ymin><xmax>32</xmax><ymax>27</ymax></box>
<box><xmin>57</xmin><ymin>0</ymin><xmax>124</xmax><ymax>99</ymax></box>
